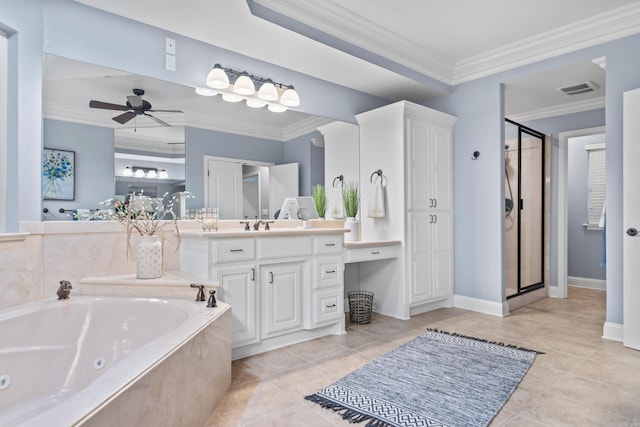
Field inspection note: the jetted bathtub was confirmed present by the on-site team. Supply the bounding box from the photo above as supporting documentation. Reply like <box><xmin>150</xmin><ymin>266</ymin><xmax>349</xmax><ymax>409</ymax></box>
<box><xmin>0</xmin><ymin>296</ymin><xmax>231</xmax><ymax>426</ymax></box>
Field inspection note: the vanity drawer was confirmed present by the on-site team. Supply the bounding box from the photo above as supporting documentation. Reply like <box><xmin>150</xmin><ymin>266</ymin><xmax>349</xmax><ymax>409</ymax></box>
<box><xmin>314</xmin><ymin>257</ymin><xmax>342</xmax><ymax>289</ymax></box>
<box><xmin>343</xmin><ymin>244</ymin><xmax>400</xmax><ymax>264</ymax></box>
<box><xmin>212</xmin><ymin>239</ymin><xmax>256</xmax><ymax>263</ymax></box>
<box><xmin>257</xmin><ymin>236</ymin><xmax>312</xmax><ymax>259</ymax></box>
<box><xmin>312</xmin><ymin>289</ymin><xmax>344</xmax><ymax>326</ymax></box>
<box><xmin>314</xmin><ymin>234</ymin><xmax>344</xmax><ymax>255</ymax></box>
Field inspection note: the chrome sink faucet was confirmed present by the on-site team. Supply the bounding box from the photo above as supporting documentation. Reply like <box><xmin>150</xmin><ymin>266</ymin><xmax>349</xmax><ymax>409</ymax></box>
<box><xmin>190</xmin><ymin>283</ymin><xmax>206</xmax><ymax>302</ymax></box>
<box><xmin>253</xmin><ymin>219</ymin><xmax>263</xmax><ymax>230</ymax></box>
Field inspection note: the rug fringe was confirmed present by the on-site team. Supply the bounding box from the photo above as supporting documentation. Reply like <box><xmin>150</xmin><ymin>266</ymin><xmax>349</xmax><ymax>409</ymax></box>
<box><xmin>426</xmin><ymin>328</ymin><xmax>545</xmax><ymax>354</ymax></box>
<box><xmin>304</xmin><ymin>394</ymin><xmax>392</xmax><ymax>426</ymax></box>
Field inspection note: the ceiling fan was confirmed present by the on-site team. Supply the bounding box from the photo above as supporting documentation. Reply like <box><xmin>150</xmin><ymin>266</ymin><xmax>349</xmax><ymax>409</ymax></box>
<box><xmin>89</xmin><ymin>88</ymin><xmax>183</xmax><ymax>127</ymax></box>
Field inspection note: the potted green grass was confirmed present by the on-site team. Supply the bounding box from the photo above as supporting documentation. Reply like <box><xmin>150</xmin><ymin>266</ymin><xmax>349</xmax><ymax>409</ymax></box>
<box><xmin>312</xmin><ymin>184</ymin><xmax>326</xmax><ymax>218</ymax></box>
<box><xmin>342</xmin><ymin>182</ymin><xmax>359</xmax><ymax>241</ymax></box>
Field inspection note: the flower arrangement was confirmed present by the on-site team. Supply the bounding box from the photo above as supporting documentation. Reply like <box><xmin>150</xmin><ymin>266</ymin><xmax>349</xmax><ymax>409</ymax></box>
<box><xmin>342</xmin><ymin>182</ymin><xmax>359</xmax><ymax>218</ymax></box>
<box><xmin>96</xmin><ymin>191</ymin><xmax>191</xmax><ymax>256</ymax></box>
<box><xmin>312</xmin><ymin>184</ymin><xmax>326</xmax><ymax>218</ymax></box>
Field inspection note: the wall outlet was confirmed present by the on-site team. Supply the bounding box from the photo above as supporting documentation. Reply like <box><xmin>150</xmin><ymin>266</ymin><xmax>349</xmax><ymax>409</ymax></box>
<box><xmin>165</xmin><ymin>37</ymin><xmax>176</xmax><ymax>54</ymax></box>
<box><xmin>165</xmin><ymin>54</ymin><xmax>176</xmax><ymax>71</ymax></box>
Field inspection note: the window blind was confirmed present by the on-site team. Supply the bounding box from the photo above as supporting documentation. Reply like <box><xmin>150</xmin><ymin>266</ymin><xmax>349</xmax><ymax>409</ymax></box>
<box><xmin>585</xmin><ymin>142</ymin><xmax>606</xmax><ymax>228</ymax></box>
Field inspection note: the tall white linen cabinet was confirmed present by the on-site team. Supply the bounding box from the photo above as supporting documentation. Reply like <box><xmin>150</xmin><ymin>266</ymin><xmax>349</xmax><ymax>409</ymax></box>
<box><xmin>355</xmin><ymin>101</ymin><xmax>457</xmax><ymax>319</ymax></box>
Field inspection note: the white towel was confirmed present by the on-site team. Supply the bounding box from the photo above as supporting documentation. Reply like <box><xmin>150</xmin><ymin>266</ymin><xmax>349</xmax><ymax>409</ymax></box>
<box><xmin>325</xmin><ymin>188</ymin><xmax>345</xmax><ymax>219</ymax></box>
<box><xmin>368</xmin><ymin>182</ymin><xmax>385</xmax><ymax>218</ymax></box>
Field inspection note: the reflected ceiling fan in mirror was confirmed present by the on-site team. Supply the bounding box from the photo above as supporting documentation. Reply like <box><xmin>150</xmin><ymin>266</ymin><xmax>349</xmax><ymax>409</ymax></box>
<box><xmin>89</xmin><ymin>88</ymin><xmax>183</xmax><ymax>127</ymax></box>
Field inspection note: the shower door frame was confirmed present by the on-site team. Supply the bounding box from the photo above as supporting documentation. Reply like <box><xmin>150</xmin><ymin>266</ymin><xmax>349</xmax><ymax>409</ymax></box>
<box><xmin>505</xmin><ymin>118</ymin><xmax>546</xmax><ymax>299</ymax></box>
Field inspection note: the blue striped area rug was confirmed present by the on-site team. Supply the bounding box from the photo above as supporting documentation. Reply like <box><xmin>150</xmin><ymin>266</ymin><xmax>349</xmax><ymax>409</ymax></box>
<box><xmin>305</xmin><ymin>329</ymin><xmax>541</xmax><ymax>427</ymax></box>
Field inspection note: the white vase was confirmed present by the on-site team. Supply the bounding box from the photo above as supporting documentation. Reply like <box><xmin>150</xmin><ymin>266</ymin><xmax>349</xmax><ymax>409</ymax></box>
<box><xmin>136</xmin><ymin>235</ymin><xmax>163</xmax><ymax>279</ymax></box>
<box><xmin>344</xmin><ymin>217</ymin><xmax>360</xmax><ymax>242</ymax></box>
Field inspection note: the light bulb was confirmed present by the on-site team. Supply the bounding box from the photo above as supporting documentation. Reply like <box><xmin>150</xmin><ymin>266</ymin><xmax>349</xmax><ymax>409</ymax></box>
<box><xmin>158</xmin><ymin>169</ymin><xmax>169</xmax><ymax>179</ymax></box>
<box><xmin>195</xmin><ymin>87</ymin><xmax>218</xmax><ymax>96</ymax></box>
<box><xmin>134</xmin><ymin>169</ymin><xmax>145</xmax><ymax>178</ymax></box>
<box><xmin>146</xmin><ymin>169</ymin><xmax>157</xmax><ymax>178</ymax></box>
<box><xmin>233</xmin><ymin>75</ymin><xmax>255</xmax><ymax>95</ymax></box>
<box><xmin>246</xmin><ymin>98</ymin><xmax>267</xmax><ymax>108</ymax></box>
<box><xmin>206</xmin><ymin>65</ymin><xmax>229</xmax><ymax>89</ymax></box>
<box><xmin>280</xmin><ymin>87</ymin><xmax>300</xmax><ymax>107</ymax></box>
<box><xmin>268</xmin><ymin>103</ymin><xmax>287</xmax><ymax>113</ymax></box>
<box><xmin>122</xmin><ymin>166</ymin><xmax>133</xmax><ymax>177</ymax></box>
<box><xmin>222</xmin><ymin>92</ymin><xmax>243</xmax><ymax>103</ymax></box>
<box><xmin>258</xmin><ymin>82</ymin><xmax>278</xmax><ymax>101</ymax></box>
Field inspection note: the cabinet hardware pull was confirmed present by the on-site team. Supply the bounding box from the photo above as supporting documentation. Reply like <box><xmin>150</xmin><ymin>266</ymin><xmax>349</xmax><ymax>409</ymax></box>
<box><xmin>326</xmin><ymin>304</ymin><xmax>336</xmax><ymax>308</ymax></box>
<box><xmin>326</xmin><ymin>270</ymin><xmax>336</xmax><ymax>274</ymax></box>
<box><xmin>325</xmin><ymin>243</ymin><xmax>336</xmax><ymax>247</ymax></box>
<box><xmin>371</xmin><ymin>251</ymin><xmax>380</xmax><ymax>255</ymax></box>
<box><xmin>250</xmin><ymin>268</ymin><xmax>255</xmax><ymax>281</ymax></box>
<box><xmin>268</xmin><ymin>272</ymin><xmax>273</xmax><ymax>284</ymax></box>
<box><xmin>434</xmin><ymin>199</ymin><xmax>437</xmax><ymax>208</ymax></box>
<box><xmin>230</xmin><ymin>249</ymin><xmax>244</xmax><ymax>253</ymax></box>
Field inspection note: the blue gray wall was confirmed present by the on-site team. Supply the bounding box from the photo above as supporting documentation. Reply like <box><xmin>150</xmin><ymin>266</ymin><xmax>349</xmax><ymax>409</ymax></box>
<box><xmin>42</xmin><ymin>119</ymin><xmax>114</xmax><ymax>218</ymax></box>
<box><xmin>283</xmin><ymin>130</ymin><xmax>325</xmax><ymax>196</ymax></box>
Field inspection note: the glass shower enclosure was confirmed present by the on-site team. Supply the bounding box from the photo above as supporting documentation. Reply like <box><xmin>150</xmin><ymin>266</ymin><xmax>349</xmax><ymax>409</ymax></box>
<box><xmin>504</xmin><ymin>119</ymin><xmax>545</xmax><ymax>298</ymax></box>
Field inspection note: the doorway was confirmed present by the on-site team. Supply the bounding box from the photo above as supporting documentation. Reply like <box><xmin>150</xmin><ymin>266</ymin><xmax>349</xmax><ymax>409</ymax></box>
<box><xmin>504</xmin><ymin>119</ymin><xmax>546</xmax><ymax>298</ymax></box>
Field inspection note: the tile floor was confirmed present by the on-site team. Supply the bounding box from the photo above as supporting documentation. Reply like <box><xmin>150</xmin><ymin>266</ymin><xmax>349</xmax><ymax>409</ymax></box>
<box><xmin>206</xmin><ymin>288</ymin><xmax>640</xmax><ymax>426</ymax></box>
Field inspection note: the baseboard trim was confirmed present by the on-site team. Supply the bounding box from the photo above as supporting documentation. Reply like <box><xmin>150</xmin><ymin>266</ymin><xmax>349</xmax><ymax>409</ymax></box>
<box><xmin>602</xmin><ymin>321</ymin><xmax>623</xmax><ymax>342</ymax></box>
<box><xmin>568</xmin><ymin>276</ymin><xmax>606</xmax><ymax>291</ymax></box>
<box><xmin>453</xmin><ymin>295</ymin><xmax>509</xmax><ymax>317</ymax></box>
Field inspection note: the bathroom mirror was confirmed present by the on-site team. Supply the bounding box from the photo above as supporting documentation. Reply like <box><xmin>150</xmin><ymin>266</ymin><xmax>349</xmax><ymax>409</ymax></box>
<box><xmin>42</xmin><ymin>54</ymin><xmax>335</xmax><ymax>220</ymax></box>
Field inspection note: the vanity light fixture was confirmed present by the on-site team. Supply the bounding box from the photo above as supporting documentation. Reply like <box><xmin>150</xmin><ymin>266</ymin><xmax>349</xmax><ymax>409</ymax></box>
<box><xmin>124</xmin><ymin>166</ymin><xmax>167</xmax><ymax>179</ymax></box>
<box><xmin>200</xmin><ymin>63</ymin><xmax>300</xmax><ymax>112</ymax></box>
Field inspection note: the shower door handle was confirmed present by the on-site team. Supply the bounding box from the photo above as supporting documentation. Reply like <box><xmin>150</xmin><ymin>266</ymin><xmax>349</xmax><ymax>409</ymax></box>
<box><xmin>627</xmin><ymin>228</ymin><xmax>638</xmax><ymax>237</ymax></box>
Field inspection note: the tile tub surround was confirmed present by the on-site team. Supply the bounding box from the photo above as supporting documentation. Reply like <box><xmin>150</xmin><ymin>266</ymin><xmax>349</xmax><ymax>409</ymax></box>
<box><xmin>2</xmin><ymin>219</ymin><xmax>337</xmax><ymax>311</ymax></box>
<box><xmin>207</xmin><ymin>288</ymin><xmax>640</xmax><ymax>426</ymax></box>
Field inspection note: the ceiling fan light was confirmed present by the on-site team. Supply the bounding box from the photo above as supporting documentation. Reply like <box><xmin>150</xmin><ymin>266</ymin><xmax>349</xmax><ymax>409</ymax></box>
<box><xmin>195</xmin><ymin>87</ymin><xmax>218</xmax><ymax>96</ymax></box>
<box><xmin>206</xmin><ymin>66</ymin><xmax>230</xmax><ymax>89</ymax></box>
<box><xmin>122</xmin><ymin>166</ymin><xmax>133</xmax><ymax>177</ymax></box>
<box><xmin>246</xmin><ymin>98</ymin><xmax>267</xmax><ymax>108</ymax></box>
<box><xmin>222</xmin><ymin>92</ymin><xmax>243</xmax><ymax>103</ymax></box>
<box><xmin>280</xmin><ymin>87</ymin><xmax>300</xmax><ymax>107</ymax></box>
<box><xmin>258</xmin><ymin>82</ymin><xmax>279</xmax><ymax>101</ymax></box>
<box><xmin>268</xmin><ymin>103</ymin><xmax>287</xmax><ymax>113</ymax></box>
<box><xmin>233</xmin><ymin>75</ymin><xmax>255</xmax><ymax>95</ymax></box>
<box><xmin>158</xmin><ymin>169</ymin><xmax>169</xmax><ymax>179</ymax></box>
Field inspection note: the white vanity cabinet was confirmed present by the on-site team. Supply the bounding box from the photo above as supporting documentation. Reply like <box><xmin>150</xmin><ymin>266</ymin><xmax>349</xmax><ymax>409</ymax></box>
<box><xmin>180</xmin><ymin>229</ymin><xmax>345</xmax><ymax>359</ymax></box>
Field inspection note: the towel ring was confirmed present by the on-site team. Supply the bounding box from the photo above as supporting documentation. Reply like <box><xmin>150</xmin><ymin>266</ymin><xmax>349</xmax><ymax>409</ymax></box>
<box><xmin>332</xmin><ymin>175</ymin><xmax>344</xmax><ymax>187</ymax></box>
<box><xmin>370</xmin><ymin>169</ymin><xmax>383</xmax><ymax>183</ymax></box>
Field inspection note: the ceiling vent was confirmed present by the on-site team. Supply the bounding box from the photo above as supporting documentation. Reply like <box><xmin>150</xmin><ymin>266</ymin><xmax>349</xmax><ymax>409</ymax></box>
<box><xmin>558</xmin><ymin>81</ymin><xmax>600</xmax><ymax>95</ymax></box>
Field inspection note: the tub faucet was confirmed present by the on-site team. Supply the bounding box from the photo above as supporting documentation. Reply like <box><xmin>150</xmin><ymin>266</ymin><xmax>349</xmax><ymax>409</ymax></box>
<box><xmin>57</xmin><ymin>280</ymin><xmax>73</xmax><ymax>300</ymax></box>
<box><xmin>207</xmin><ymin>289</ymin><xmax>217</xmax><ymax>308</ymax></box>
<box><xmin>190</xmin><ymin>283</ymin><xmax>206</xmax><ymax>302</ymax></box>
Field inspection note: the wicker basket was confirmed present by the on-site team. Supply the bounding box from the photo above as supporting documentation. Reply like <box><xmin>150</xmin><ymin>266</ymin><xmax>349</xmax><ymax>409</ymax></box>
<box><xmin>348</xmin><ymin>291</ymin><xmax>374</xmax><ymax>324</ymax></box>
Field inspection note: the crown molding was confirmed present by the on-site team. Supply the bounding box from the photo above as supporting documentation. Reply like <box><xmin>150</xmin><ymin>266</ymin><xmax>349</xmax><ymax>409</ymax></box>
<box><xmin>253</xmin><ymin>1</ymin><xmax>640</xmax><ymax>88</ymax></box>
<box><xmin>453</xmin><ymin>3</ymin><xmax>640</xmax><ymax>84</ymax></box>
<box><xmin>507</xmin><ymin>96</ymin><xmax>605</xmax><ymax>123</ymax></box>
<box><xmin>250</xmin><ymin>0</ymin><xmax>453</xmax><ymax>84</ymax></box>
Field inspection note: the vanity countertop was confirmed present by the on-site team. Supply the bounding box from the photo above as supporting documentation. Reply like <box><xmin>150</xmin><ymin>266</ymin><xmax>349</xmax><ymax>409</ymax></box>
<box><xmin>180</xmin><ymin>227</ymin><xmax>348</xmax><ymax>239</ymax></box>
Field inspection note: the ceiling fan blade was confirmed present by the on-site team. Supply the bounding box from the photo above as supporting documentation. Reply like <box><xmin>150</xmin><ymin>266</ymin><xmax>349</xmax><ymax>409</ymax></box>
<box><xmin>148</xmin><ymin>109</ymin><xmax>184</xmax><ymax>114</ymax></box>
<box><xmin>144</xmin><ymin>113</ymin><xmax>171</xmax><ymax>127</ymax></box>
<box><xmin>127</xmin><ymin>95</ymin><xmax>144</xmax><ymax>108</ymax></box>
<box><xmin>89</xmin><ymin>100</ymin><xmax>129</xmax><ymax>111</ymax></box>
<box><xmin>112</xmin><ymin>111</ymin><xmax>136</xmax><ymax>124</ymax></box>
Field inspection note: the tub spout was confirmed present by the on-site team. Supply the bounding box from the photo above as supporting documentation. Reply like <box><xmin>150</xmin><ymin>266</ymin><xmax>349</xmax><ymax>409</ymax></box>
<box><xmin>207</xmin><ymin>289</ymin><xmax>217</xmax><ymax>308</ymax></box>
<box><xmin>57</xmin><ymin>280</ymin><xmax>73</xmax><ymax>300</ymax></box>
<box><xmin>190</xmin><ymin>283</ymin><xmax>206</xmax><ymax>302</ymax></box>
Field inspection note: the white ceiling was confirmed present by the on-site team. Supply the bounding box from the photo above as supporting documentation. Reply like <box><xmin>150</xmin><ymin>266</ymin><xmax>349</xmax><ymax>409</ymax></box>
<box><xmin>58</xmin><ymin>0</ymin><xmax>640</xmax><ymax>132</ymax></box>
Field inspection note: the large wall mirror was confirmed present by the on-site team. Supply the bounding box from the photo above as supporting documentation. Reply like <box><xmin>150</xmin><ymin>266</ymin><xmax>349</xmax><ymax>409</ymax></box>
<box><xmin>42</xmin><ymin>54</ymin><xmax>334</xmax><ymax>220</ymax></box>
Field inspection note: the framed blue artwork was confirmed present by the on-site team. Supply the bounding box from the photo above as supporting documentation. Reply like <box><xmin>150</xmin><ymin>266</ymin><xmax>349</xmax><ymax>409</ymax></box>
<box><xmin>42</xmin><ymin>148</ymin><xmax>75</xmax><ymax>200</ymax></box>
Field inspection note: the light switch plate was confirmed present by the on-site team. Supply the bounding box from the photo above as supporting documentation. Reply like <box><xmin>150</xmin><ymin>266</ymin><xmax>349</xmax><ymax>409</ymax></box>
<box><xmin>165</xmin><ymin>37</ymin><xmax>176</xmax><ymax>54</ymax></box>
